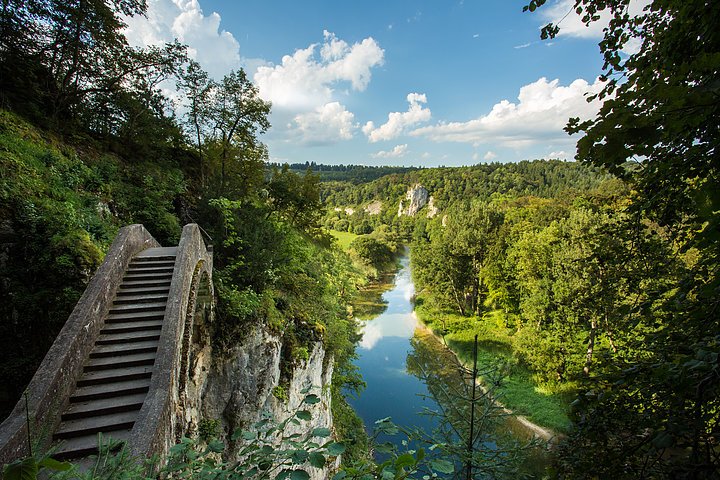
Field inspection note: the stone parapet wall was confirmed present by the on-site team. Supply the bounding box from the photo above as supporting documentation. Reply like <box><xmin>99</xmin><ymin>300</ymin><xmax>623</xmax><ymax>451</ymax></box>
<box><xmin>0</xmin><ymin>225</ymin><xmax>160</xmax><ymax>465</ymax></box>
<box><xmin>129</xmin><ymin>223</ymin><xmax>213</xmax><ymax>461</ymax></box>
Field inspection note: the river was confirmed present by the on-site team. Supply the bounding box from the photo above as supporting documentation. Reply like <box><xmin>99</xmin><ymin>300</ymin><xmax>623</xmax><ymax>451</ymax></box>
<box><xmin>348</xmin><ymin>252</ymin><xmax>551</xmax><ymax>477</ymax></box>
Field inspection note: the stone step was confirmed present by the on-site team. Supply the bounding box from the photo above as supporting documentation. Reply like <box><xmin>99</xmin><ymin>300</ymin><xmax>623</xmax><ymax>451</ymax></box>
<box><xmin>61</xmin><ymin>393</ymin><xmax>147</xmax><ymax>421</ymax></box>
<box><xmin>108</xmin><ymin>302</ymin><xmax>167</xmax><ymax>314</ymax></box>
<box><xmin>71</xmin><ymin>379</ymin><xmax>150</xmax><ymax>402</ymax></box>
<box><xmin>85</xmin><ymin>352</ymin><xmax>156</xmax><ymax>371</ymax></box>
<box><xmin>115</xmin><ymin>286</ymin><xmax>170</xmax><ymax>297</ymax></box>
<box><xmin>113</xmin><ymin>293</ymin><xmax>168</xmax><ymax>305</ymax></box>
<box><xmin>128</xmin><ymin>259</ymin><xmax>176</xmax><ymax>268</ymax></box>
<box><xmin>77</xmin><ymin>365</ymin><xmax>154</xmax><ymax>386</ymax></box>
<box><xmin>123</xmin><ymin>272</ymin><xmax>173</xmax><ymax>282</ymax></box>
<box><xmin>90</xmin><ymin>340</ymin><xmax>158</xmax><ymax>358</ymax></box>
<box><xmin>53</xmin><ymin>430</ymin><xmax>131</xmax><ymax>461</ymax></box>
<box><xmin>55</xmin><ymin>411</ymin><xmax>139</xmax><ymax>439</ymax></box>
<box><xmin>106</xmin><ymin>310</ymin><xmax>164</xmax><ymax>322</ymax></box>
<box><xmin>119</xmin><ymin>278</ymin><xmax>172</xmax><ymax>289</ymax></box>
<box><xmin>125</xmin><ymin>266</ymin><xmax>175</xmax><ymax>274</ymax></box>
<box><xmin>96</xmin><ymin>331</ymin><xmax>161</xmax><ymax>345</ymax></box>
<box><xmin>135</xmin><ymin>247</ymin><xmax>177</xmax><ymax>258</ymax></box>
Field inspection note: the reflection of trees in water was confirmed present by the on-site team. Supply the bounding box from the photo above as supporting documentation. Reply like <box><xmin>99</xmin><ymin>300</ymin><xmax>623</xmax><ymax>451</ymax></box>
<box><xmin>406</xmin><ymin>329</ymin><xmax>531</xmax><ymax>479</ymax></box>
<box><xmin>351</xmin><ymin>275</ymin><xmax>393</xmax><ymax>320</ymax></box>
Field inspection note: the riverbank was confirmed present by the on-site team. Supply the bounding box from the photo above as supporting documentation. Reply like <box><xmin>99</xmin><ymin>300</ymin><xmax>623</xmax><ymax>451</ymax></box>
<box><xmin>413</xmin><ymin>294</ymin><xmax>574</xmax><ymax>434</ymax></box>
<box><xmin>414</xmin><ymin>325</ymin><xmax>557</xmax><ymax>442</ymax></box>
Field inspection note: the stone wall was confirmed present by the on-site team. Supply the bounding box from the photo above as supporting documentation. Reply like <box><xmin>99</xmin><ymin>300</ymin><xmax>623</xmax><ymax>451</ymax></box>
<box><xmin>129</xmin><ymin>223</ymin><xmax>213</xmax><ymax>460</ymax></box>
<box><xmin>0</xmin><ymin>225</ymin><xmax>160</xmax><ymax>465</ymax></box>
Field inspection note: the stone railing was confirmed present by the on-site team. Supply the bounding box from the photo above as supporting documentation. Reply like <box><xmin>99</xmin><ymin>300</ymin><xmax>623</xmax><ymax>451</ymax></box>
<box><xmin>128</xmin><ymin>223</ymin><xmax>213</xmax><ymax>460</ymax></box>
<box><xmin>0</xmin><ymin>225</ymin><xmax>160</xmax><ymax>465</ymax></box>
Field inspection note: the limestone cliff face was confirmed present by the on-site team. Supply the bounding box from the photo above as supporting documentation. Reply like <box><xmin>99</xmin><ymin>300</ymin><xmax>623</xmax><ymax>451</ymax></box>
<box><xmin>398</xmin><ymin>184</ymin><xmax>430</xmax><ymax>217</ymax></box>
<box><xmin>426</xmin><ymin>196</ymin><xmax>439</xmax><ymax>218</ymax></box>
<box><xmin>364</xmin><ymin>200</ymin><xmax>382</xmax><ymax>216</ymax></box>
<box><xmin>200</xmin><ymin>328</ymin><xmax>334</xmax><ymax>480</ymax></box>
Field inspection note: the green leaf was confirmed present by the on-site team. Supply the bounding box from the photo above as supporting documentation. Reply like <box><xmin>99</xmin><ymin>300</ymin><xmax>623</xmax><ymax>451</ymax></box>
<box><xmin>326</xmin><ymin>442</ymin><xmax>346</xmax><ymax>456</ymax></box>
<box><xmin>207</xmin><ymin>439</ymin><xmax>225</xmax><ymax>453</ymax></box>
<box><xmin>290</xmin><ymin>469</ymin><xmax>310</xmax><ymax>480</ymax></box>
<box><xmin>38</xmin><ymin>457</ymin><xmax>72</xmax><ymax>471</ymax></box>
<box><xmin>375</xmin><ymin>442</ymin><xmax>394</xmax><ymax>454</ymax></box>
<box><xmin>311</xmin><ymin>427</ymin><xmax>331</xmax><ymax>438</ymax></box>
<box><xmin>3</xmin><ymin>457</ymin><xmax>39</xmax><ymax>480</ymax></box>
<box><xmin>374</xmin><ymin>418</ymin><xmax>399</xmax><ymax>435</ymax></box>
<box><xmin>303</xmin><ymin>394</ymin><xmax>321</xmax><ymax>404</ymax></box>
<box><xmin>276</xmin><ymin>471</ymin><xmax>291</xmax><ymax>480</ymax></box>
<box><xmin>430</xmin><ymin>459</ymin><xmax>454</xmax><ymax>474</ymax></box>
<box><xmin>395</xmin><ymin>453</ymin><xmax>416</xmax><ymax>469</ymax></box>
<box><xmin>235</xmin><ymin>430</ymin><xmax>256</xmax><ymax>441</ymax></box>
<box><xmin>296</xmin><ymin>410</ymin><xmax>312</xmax><ymax>421</ymax></box>
<box><xmin>309</xmin><ymin>452</ymin><xmax>326</xmax><ymax>468</ymax></box>
<box><xmin>291</xmin><ymin>449</ymin><xmax>309</xmax><ymax>464</ymax></box>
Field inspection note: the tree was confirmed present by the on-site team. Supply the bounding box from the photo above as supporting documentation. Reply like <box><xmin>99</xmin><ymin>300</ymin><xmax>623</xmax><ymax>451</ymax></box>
<box><xmin>177</xmin><ymin>60</ymin><xmax>212</xmax><ymax>186</ymax></box>
<box><xmin>206</xmin><ymin>69</ymin><xmax>271</xmax><ymax>196</ymax></box>
<box><xmin>0</xmin><ymin>0</ymin><xmax>188</xmax><ymax>146</ymax></box>
<box><xmin>412</xmin><ymin>202</ymin><xmax>503</xmax><ymax>317</ymax></box>
<box><xmin>528</xmin><ymin>0</ymin><xmax>720</xmax><ymax>475</ymax></box>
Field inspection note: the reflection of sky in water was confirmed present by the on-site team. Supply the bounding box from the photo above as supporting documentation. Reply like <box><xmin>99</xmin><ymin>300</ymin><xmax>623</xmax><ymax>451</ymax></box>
<box><xmin>350</xmin><ymin>253</ymin><xmax>550</xmax><ymax>474</ymax></box>
<box><xmin>351</xmin><ymin>253</ymin><xmax>438</xmax><ymax>434</ymax></box>
<box><xmin>358</xmin><ymin>256</ymin><xmax>417</xmax><ymax>350</ymax></box>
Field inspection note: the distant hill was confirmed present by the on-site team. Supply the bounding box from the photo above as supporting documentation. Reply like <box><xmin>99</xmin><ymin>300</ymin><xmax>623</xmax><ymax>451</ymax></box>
<box><xmin>268</xmin><ymin>162</ymin><xmax>420</xmax><ymax>184</ymax></box>
<box><xmin>317</xmin><ymin>159</ymin><xmax>616</xmax><ymax>235</ymax></box>
<box><xmin>321</xmin><ymin>159</ymin><xmax>609</xmax><ymax>209</ymax></box>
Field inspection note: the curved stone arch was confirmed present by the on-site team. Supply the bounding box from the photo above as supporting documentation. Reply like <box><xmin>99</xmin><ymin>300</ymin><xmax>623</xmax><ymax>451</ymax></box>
<box><xmin>176</xmin><ymin>261</ymin><xmax>214</xmax><ymax>441</ymax></box>
<box><xmin>129</xmin><ymin>223</ymin><xmax>213</xmax><ymax>461</ymax></box>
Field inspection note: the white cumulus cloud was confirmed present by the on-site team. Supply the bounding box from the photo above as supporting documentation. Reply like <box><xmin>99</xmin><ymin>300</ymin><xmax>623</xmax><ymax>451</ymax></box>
<box><xmin>291</xmin><ymin>102</ymin><xmax>357</xmax><ymax>145</ymax></box>
<box><xmin>363</xmin><ymin>93</ymin><xmax>431</xmax><ymax>143</ymax></box>
<box><xmin>411</xmin><ymin>77</ymin><xmax>604</xmax><ymax>148</ymax></box>
<box><xmin>254</xmin><ymin>30</ymin><xmax>384</xmax><ymax>111</ymax></box>
<box><xmin>546</xmin><ymin>150</ymin><xmax>569</xmax><ymax>160</ymax></box>
<box><xmin>123</xmin><ymin>0</ymin><xmax>241</xmax><ymax>79</ymax></box>
<box><xmin>540</xmin><ymin>0</ymin><xmax>650</xmax><ymax>52</ymax></box>
<box><xmin>372</xmin><ymin>144</ymin><xmax>408</xmax><ymax>159</ymax></box>
<box><xmin>484</xmin><ymin>151</ymin><xmax>498</xmax><ymax>160</ymax></box>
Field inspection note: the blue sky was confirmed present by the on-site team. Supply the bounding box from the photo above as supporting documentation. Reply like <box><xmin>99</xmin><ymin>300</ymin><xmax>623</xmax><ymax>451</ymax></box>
<box><xmin>124</xmin><ymin>0</ymin><xmax>618</xmax><ymax>167</ymax></box>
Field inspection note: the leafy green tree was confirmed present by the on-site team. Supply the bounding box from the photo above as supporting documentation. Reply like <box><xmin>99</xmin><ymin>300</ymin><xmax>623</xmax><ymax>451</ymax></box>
<box><xmin>529</xmin><ymin>0</ymin><xmax>720</xmax><ymax>475</ymax></box>
<box><xmin>267</xmin><ymin>166</ymin><xmax>325</xmax><ymax>235</ymax></box>
<box><xmin>205</xmin><ymin>69</ymin><xmax>271</xmax><ymax>196</ymax></box>
<box><xmin>177</xmin><ymin>60</ymin><xmax>212</xmax><ymax>186</ymax></box>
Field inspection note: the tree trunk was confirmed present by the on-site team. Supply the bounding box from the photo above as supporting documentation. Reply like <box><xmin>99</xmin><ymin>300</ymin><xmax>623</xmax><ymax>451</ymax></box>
<box><xmin>195</xmin><ymin>122</ymin><xmax>203</xmax><ymax>187</ymax></box>
<box><xmin>447</xmin><ymin>274</ymin><xmax>466</xmax><ymax>316</ymax></box>
<box><xmin>583</xmin><ymin>318</ymin><xmax>597</xmax><ymax>376</ymax></box>
<box><xmin>604</xmin><ymin>312</ymin><xmax>618</xmax><ymax>354</ymax></box>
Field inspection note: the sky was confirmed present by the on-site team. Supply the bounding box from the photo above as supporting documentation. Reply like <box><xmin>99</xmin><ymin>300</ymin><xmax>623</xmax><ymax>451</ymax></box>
<box><xmin>123</xmin><ymin>0</ymin><xmax>620</xmax><ymax>167</ymax></box>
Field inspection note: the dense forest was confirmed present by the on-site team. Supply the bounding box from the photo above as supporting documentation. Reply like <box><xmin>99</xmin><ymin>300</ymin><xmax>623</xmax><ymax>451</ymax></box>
<box><xmin>0</xmin><ymin>0</ymin><xmax>363</xmax><ymax>453</ymax></box>
<box><xmin>0</xmin><ymin>0</ymin><xmax>718</xmax><ymax>478</ymax></box>
<box><xmin>324</xmin><ymin>0</ymin><xmax>720</xmax><ymax>477</ymax></box>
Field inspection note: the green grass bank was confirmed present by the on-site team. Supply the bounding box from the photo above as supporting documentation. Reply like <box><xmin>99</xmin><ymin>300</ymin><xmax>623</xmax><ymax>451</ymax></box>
<box><xmin>413</xmin><ymin>294</ymin><xmax>574</xmax><ymax>434</ymax></box>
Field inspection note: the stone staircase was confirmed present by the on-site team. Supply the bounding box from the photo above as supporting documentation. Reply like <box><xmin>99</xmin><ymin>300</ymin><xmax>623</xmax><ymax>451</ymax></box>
<box><xmin>52</xmin><ymin>247</ymin><xmax>177</xmax><ymax>460</ymax></box>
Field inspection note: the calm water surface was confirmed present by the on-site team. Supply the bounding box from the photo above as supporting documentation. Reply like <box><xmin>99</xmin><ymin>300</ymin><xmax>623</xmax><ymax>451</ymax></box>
<box><xmin>349</xmin><ymin>254</ymin><xmax>440</xmax><ymax>435</ymax></box>
<box><xmin>348</xmin><ymin>252</ymin><xmax>551</xmax><ymax>476</ymax></box>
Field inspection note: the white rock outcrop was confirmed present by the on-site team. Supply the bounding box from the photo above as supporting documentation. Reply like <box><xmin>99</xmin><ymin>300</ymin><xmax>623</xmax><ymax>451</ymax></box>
<box><xmin>364</xmin><ymin>200</ymin><xmax>382</xmax><ymax>216</ymax></box>
<box><xmin>426</xmin><ymin>196</ymin><xmax>438</xmax><ymax>218</ymax></box>
<box><xmin>398</xmin><ymin>184</ymin><xmax>430</xmax><ymax>217</ymax></box>
<box><xmin>200</xmin><ymin>329</ymin><xmax>334</xmax><ymax>480</ymax></box>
